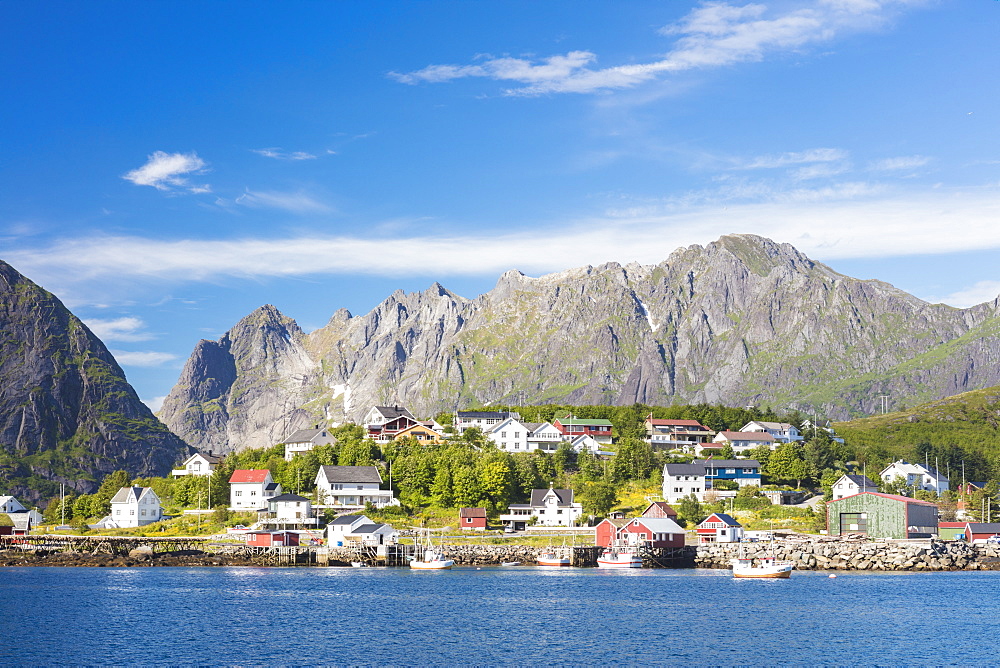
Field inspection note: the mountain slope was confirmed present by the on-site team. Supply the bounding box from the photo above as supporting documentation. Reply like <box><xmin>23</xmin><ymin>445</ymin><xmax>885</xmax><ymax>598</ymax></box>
<box><xmin>0</xmin><ymin>261</ymin><xmax>189</xmax><ymax>502</ymax></box>
<box><xmin>159</xmin><ymin>234</ymin><xmax>1000</xmax><ymax>454</ymax></box>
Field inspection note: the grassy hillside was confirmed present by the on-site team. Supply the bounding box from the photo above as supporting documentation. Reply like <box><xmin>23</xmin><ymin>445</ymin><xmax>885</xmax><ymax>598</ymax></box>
<box><xmin>834</xmin><ymin>386</ymin><xmax>1000</xmax><ymax>483</ymax></box>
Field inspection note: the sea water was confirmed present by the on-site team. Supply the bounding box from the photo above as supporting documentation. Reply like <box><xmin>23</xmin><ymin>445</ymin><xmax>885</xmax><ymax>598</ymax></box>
<box><xmin>1</xmin><ymin>566</ymin><xmax>995</xmax><ymax>665</ymax></box>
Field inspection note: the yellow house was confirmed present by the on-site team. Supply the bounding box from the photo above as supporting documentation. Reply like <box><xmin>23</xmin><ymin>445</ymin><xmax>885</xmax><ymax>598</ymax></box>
<box><xmin>393</xmin><ymin>423</ymin><xmax>446</xmax><ymax>445</ymax></box>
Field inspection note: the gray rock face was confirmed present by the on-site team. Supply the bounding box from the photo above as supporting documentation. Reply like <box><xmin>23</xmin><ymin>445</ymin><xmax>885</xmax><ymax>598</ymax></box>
<box><xmin>0</xmin><ymin>261</ymin><xmax>189</xmax><ymax>502</ymax></box>
<box><xmin>158</xmin><ymin>234</ymin><xmax>1000</xmax><ymax>453</ymax></box>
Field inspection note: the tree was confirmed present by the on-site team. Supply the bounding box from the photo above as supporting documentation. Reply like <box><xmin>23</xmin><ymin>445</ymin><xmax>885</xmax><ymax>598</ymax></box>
<box><xmin>676</xmin><ymin>493</ymin><xmax>706</xmax><ymax>527</ymax></box>
<box><xmin>478</xmin><ymin>458</ymin><xmax>513</xmax><ymax>511</ymax></box>
<box><xmin>577</xmin><ymin>481</ymin><xmax>618</xmax><ymax>517</ymax></box>
<box><xmin>767</xmin><ymin>442</ymin><xmax>811</xmax><ymax>487</ymax></box>
<box><xmin>609</xmin><ymin>437</ymin><xmax>655</xmax><ymax>482</ymax></box>
<box><xmin>881</xmin><ymin>475</ymin><xmax>910</xmax><ymax>497</ymax></box>
<box><xmin>93</xmin><ymin>470</ymin><xmax>132</xmax><ymax>517</ymax></box>
<box><xmin>718</xmin><ymin>443</ymin><xmax>736</xmax><ymax>461</ymax></box>
<box><xmin>452</xmin><ymin>466</ymin><xmax>483</xmax><ymax>508</ymax></box>
<box><xmin>431</xmin><ymin>465</ymin><xmax>454</xmax><ymax>508</ymax></box>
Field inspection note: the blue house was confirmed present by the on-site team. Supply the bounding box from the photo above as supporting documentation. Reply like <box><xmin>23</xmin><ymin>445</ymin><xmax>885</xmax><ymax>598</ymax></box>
<box><xmin>703</xmin><ymin>459</ymin><xmax>761</xmax><ymax>490</ymax></box>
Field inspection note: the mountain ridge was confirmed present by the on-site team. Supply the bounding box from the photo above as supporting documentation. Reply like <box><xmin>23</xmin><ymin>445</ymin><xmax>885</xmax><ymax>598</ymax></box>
<box><xmin>158</xmin><ymin>234</ymin><xmax>1000</xmax><ymax>454</ymax></box>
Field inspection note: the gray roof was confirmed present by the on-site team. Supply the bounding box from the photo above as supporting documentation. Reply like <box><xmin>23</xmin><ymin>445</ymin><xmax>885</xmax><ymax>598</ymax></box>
<box><xmin>269</xmin><ymin>493</ymin><xmax>309</xmax><ymax>503</ymax></box>
<box><xmin>110</xmin><ymin>486</ymin><xmax>146</xmax><ymax>503</ymax></box>
<box><xmin>664</xmin><ymin>463</ymin><xmax>706</xmax><ymax>476</ymax></box>
<box><xmin>372</xmin><ymin>406</ymin><xmax>416</xmax><ymax>421</ymax></box>
<box><xmin>843</xmin><ymin>474</ymin><xmax>878</xmax><ymax>488</ymax></box>
<box><xmin>529</xmin><ymin>488</ymin><xmax>574</xmax><ymax>507</ymax></box>
<box><xmin>284</xmin><ymin>428</ymin><xmax>337</xmax><ymax>444</ymax></box>
<box><xmin>458</xmin><ymin>410</ymin><xmax>517</xmax><ymax>419</ymax></box>
<box><xmin>319</xmin><ymin>465</ymin><xmax>383</xmax><ymax>484</ymax></box>
<box><xmin>700</xmin><ymin>459</ymin><xmax>760</xmax><ymax>468</ymax></box>
<box><xmin>264</xmin><ymin>482</ymin><xmax>280</xmax><ymax>492</ymax></box>
<box><xmin>967</xmin><ymin>523</ymin><xmax>1000</xmax><ymax>533</ymax></box>
<box><xmin>330</xmin><ymin>514</ymin><xmax>369</xmax><ymax>525</ymax></box>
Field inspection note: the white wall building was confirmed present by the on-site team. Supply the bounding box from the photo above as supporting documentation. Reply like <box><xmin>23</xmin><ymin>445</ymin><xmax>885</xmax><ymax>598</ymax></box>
<box><xmin>831</xmin><ymin>474</ymin><xmax>879</xmax><ymax>499</ymax></box>
<box><xmin>487</xmin><ymin>417</ymin><xmax>531</xmax><ymax>452</ymax></box>
<box><xmin>109</xmin><ymin>487</ymin><xmax>162</xmax><ymax>528</ymax></box>
<box><xmin>229</xmin><ymin>469</ymin><xmax>282</xmax><ymax>511</ymax></box>
<box><xmin>498</xmin><ymin>487</ymin><xmax>583</xmax><ymax>529</ymax></box>
<box><xmin>526</xmin><ymin>422</ymin><xmax>563</xmax><ymax>452</ymax></box>
<box><xmin>740</xmin><ymin>421</ymin><xmax>803</xmax><ymax>443</ymax></box>
<box><xmin>880</xmin><ymin>460</ymin><xmax>949</xmax><ymax>495</ymax></box>
<box><xmin>282</xmin><ymin>427</ymin><xmax>338</xmax><ymax>461</ymax></box>
<box><xmin>171</xmin><ymin>452</ymin><xmax>221</xmax><ymax>477</ymax></box>
<box><xmin>315</xmin><ymin>466</ymin><xmax>397</xmax><ymax>509</ymax></box>
<box><xmin>662</xmin><ymin>463</ymin><xmax>705</xmax><ymax>503</ymax></box>
<box><xmin>455</xmin><ymin>410</ymin><xmax>521</xmax><ymax>435</ymax></box>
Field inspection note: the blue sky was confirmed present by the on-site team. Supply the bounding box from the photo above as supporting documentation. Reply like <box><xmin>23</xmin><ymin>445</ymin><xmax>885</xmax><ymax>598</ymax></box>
<box><xmin>3</xmin><ymin>0</ymin><xmax>1000</xmax><ymax>409</ymax></box>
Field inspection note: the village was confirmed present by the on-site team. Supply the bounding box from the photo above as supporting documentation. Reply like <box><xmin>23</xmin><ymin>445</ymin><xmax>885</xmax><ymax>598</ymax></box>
<box><xmin>4</xmin><ymin>405</ymin><xmax>1000</xmax><ymax>570</ymax></box>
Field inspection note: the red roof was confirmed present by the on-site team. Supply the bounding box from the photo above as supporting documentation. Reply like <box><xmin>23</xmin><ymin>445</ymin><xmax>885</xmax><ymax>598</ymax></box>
<box><xmin>229</xmin><ymin>469</ymin><xmax>270</xmax><ymax>483</ymax></box>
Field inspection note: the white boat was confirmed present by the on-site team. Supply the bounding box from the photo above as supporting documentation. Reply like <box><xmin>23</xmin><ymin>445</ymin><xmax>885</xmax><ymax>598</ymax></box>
<box><xmin>597</xmin><ymin>549</ymin><xmax>642</xmax><ymax>569</ymax></box>
<box><xmin>409</xmin><ymin>547</ymin><xmax>454</xmax><ymax>570</ymax></box>
<box><xmin>500</xmin><ymin>561</ymin><xmax>521</xmax><ymax>566</ymax></box>
<box><xmin>408</xmin><ymin>529</ymin><xmax>454</xmax><ymax>570</ymax></box>
<box><xmin>537</xmin><ymin>551</ymin><xmax>571</xmax><ymax>567</ymax></box>
<box><xmin>731</xmin><ymin>541</ymin><xmax>793</xmax><ymax>578</ymax></box>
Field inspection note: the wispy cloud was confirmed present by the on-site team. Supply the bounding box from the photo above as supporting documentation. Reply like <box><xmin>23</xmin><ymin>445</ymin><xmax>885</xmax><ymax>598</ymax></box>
<box><xmin>739</xmin><ymin>148</ymin><xmax>849</xmax><ymax>170</ymax></box>
<box><xmin>123</xmin><ymin>151</ymin><xmax>210</xmax><ymax>193</ymax></box>
<box><xmin>143</xmin><ymin>395</ymin><xmax>167</xmax><ymax>412</ymax></box>
<box><xmin>869</xmin><ymin>155</ymin><xmax>930</xmax><ymax>171</ymax></box>
<box><xmin>110</xmin><ymin>350</ymin><xmax>178</xmax><ymax>367</ymax></box>
<box><xmin>391</xmin><ymin>1</ymin><xmax>921</xmax><ymax>96</ymax></box>
<box><xmin>83</xmin><ymin>316</ymin><xmax>154</xmax><ymax>342</ymax></box>
<box><xmin>234</xmin><ymin>189</ymin><xmax>332</xmax><ymax>213</ymax></box>
<box><xmin>252</xmin><ymin>148</ymin><xmax>318</xmax><ymax>161</ymax></box>
<box><xmin>928</xmin><ymin>281</ymin><xmax>1000</xmax><ymax>309</ymax></box>
<box><xmin>8</xmin><ymin>186</ymin><xmax>1000</xmax><ymax>302</ymax></box>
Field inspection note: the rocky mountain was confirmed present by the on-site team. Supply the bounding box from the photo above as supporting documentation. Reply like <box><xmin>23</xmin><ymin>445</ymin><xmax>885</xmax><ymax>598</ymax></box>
<box><xmin>159</xmin><ymin>234</ymin><xmax>1000</xmax><ymax>454</ymax></box>
<box><xmin>0</xmin><ymin>261</ymin><xmax>189</xmax><ymax>502</ymax></box>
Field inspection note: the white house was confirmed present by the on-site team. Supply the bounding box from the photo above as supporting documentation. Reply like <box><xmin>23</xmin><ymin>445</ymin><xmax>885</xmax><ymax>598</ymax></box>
<box><xmin>314</xmin><ymin>465</ymin><xmax>397</xmax><ymax>509</ymax></box>
<box><xmin>526</xmin><ymin>422</ymin><xmax>563</xmax><ymax>452</ymax></box>
<box><xmin>696</xmin><ymin>512</ymin><xmax>743</xmax><ymax>543</ymax></box>
<box><xmin>282</xmin><ymin>427</ymin><xmax>338</xmax><ymax>461</ymax></box>
<box><xmin>325</xmin><ymin>514</ymin><xmax>398</xmax><ymax>546</ymax></box>
<box><xmin>454</xmin><ymin>410</ymin><xmax>522</xmax><ymax>435</ymax></box>
<box><xmin>568</xmin><ymin>434</ymin><xmax>603</xmax><ymax>454</ymax></box>
<box><xmin>880</xmin><ymin>460</ymin><xmax>949</xmax><ymax>495</ymax></box>
<box><xmin>109</xmin><ymin>486</ymin><xmax>162</xmax><ymax>528</ymax></box>
<box><xmin>662</xmin><ymin>463</ymin><xmax>706</xmax><ymax>503</ymax></box>
<box><xmin>265</xmin><ymin>493</ymin><xmax>317</xmax><ymax>526</ymax></box>
<box><xmin>326</xmin><ymin>514</ymin><xmax>373</xmax><ymax>545</ymax></box>
<box><xmin>740</xmin><ymin>421</ymin><xmax>803</xmax><ymax>443</ymax></box>
<box><xmin>498</xmin><ymin>487</ymin><xmax>583</xmax><ymax>529</ymax></box>
<box><xmin>0</xmin><ymin>496</ymin><xmax>42</xmax><ymax>529</ymax></box>
<box><xmin>711</xmin><ymin>430</ymin><xmax>776</xmax><ymax>454</ymax></box>
<box><xmin>171</xmin><ymin>452</ymin><xmax>221</xmax><ymax>477</ymax></box>
<box><xmin>229</xmin><ymin>469</ymin><xmax>282</xmax><ymax>511</ymax></box>
<box><xmin>831</xmin><ymin>474</ymin><xmax>879</xmax><ymax>500</ymax></box>
<box><xmin>486</xmin><ymin>417</ymin><xmax>531</xmax><ymax>452</ymax></box>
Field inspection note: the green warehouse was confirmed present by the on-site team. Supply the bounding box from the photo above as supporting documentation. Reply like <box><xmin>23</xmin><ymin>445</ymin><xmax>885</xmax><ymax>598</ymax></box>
<box><xmin>827</xmin><ymin>492</ymin><xmax>939</xmax><ymax>539</ymax></box>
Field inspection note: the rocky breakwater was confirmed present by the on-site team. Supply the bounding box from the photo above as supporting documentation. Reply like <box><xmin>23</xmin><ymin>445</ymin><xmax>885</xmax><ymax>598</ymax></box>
<box><xmin>437</xmin><ymin>544</ymin><xmax>570</xmax><ymax>565</ymax></box>
<box><xmin>695</xmin><ymin>540</ymin><xmax>1000</xmax><ymax>571</ymax></box>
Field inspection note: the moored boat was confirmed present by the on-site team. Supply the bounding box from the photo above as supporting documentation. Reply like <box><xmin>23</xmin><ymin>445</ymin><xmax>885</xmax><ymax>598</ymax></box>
<box><xmin>731</xmin><ymin>540</ymin><xmax>793</xmax><ymax>578</ymax></box>
<box><xmin>537</xmin><ymin>551</ymin><xmax>571</xmax><ymax>567</ymax></box>
<box><xmin>409</xmin><ymin>548</ymin><xmax>455</xmax><ymax>570</ymax></box>
<box><xmin>597</xmin><ymin>549</ymin><xmax>642</xmax><ymax>569</ymax></box>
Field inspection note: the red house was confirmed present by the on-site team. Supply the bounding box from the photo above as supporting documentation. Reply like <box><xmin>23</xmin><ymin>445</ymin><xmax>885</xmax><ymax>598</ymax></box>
<box><xmin>594</xmin><ymin>518</ymin><xmax>628</xmax><ymax>548</ymax></box>
<box><xmin>618</xmin><ymin>517</ymin><xmax>686</xmax><ymax>548</ymax></box>
<box><xmin>696</xmin><ymin>512</ymin><xmax>743</xmax><ymax>543</ymax></box>
<box><xmin>552</xmin><ymin>416</ymin><xmax>614</xmax><ymax>444</ymax></box>
<box><xmin>964</xmin><ymin>523</ymin><xmax>1000</xmax><ymax>543</ymax></box>
<box><xmin>246</xmin><ymin>531</ymin><xmax>300</xmax><ymax>547</ymax></box>
<box><xmin>641</xmin><ymin>501</ymin><xmax>678</xmax><ymax>521</ymax></box>
<box><xmin>460</xmin><ymin>507</ymin><xmax>488</xmax><ymax>530</ymax></box>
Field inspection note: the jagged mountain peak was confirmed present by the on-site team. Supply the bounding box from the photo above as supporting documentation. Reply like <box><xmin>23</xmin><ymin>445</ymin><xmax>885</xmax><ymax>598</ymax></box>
<box><xmin>160</xmin><ymin>235</ymin><xmax>1000</xmax><ymax>452</ymax></box>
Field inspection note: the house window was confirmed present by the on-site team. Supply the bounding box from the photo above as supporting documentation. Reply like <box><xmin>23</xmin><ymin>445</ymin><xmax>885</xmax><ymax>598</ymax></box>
<box><xmin>726</xmin><ymin>468</ymin><xmax>736</xmax><ymax>474</ymax></box>
<box><xmin>743</xmin><ymin>469</ymin><xmax>755</xmax><ymax>474</ymax></box>
<box><xmin>357</xmin><ymin>485</ymin><xmax>363</xmax><ymax>490</ymax></box>
<box><xmin>250</xmin><ymin>490</ymin><xmax>257</xmax><ymax>496</ymax></box>
<box><xmin>235</xmin><ymin>490</ymin><xmax>243</xmax><ymax>496</ymax></box>
<box><xmin>501</xmin><ymin>431</ymin><xmax>507</xmax><ymax>438</ymax></box>
<box><xmin>334</xmin><ymin>484</ymin><xmax>343</xmax><ymax>490</ymax></box>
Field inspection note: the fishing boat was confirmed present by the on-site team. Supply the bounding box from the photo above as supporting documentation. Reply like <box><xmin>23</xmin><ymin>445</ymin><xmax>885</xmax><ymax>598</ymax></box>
<box><xmin>537</xmin><ymin>551</ymin><xmax>571</xmax><ymax>567</ymax></box>
<box><xmin>409</xmin><ymin>530</ymin><xmax>454</xmax><ymax>570</ymax></box>
<box><xmin>731</xmin><ymin>541</ymin><xmax>793</xmax><ymax>579</ymax></box>
<box><xmin>596</xmin><ymin>548</ymin><xmax>642</xmax><ymax>569</ymax></box>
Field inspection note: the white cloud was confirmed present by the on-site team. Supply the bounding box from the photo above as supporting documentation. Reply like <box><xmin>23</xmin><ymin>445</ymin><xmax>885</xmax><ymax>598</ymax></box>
<box><xmin>83</xmin><ymin>316</ymin><xmax>154</xmax><ymax>342</ymax></box>
<box><xmin>110</xmin><ymin>350</ymin><xmax>178</xmax><ymax>367</ymax></box>
<box><xmin>123</xmin><ymin>151</ymin><xmax>209</xmax><ymax>193</ymax></box>
<box><xmin>234</xmin><ymin>189</ymin><xmax>332</xmax><ymax>213</ymax></box>
<box><xmin>143</xmin><ymin>395</ymin><xmax>167</xmax><ymax>412</ymax></box>
<box><xmin>252</xmin><ymin>148</ymin><xmax>318</xmax><ymax>161</ymax></box>
<box><xmin>391</xmin><ymin>1</ymin><xmax>921</xmax><ymax>96</ymax></box>
<box><xmin>927</xmin><ymin>281</ymin><xmax>1000</xmax><ymax>309</ymax></box>
<box><xmin>869</xmin><ymin>155</ymin><xmax>930</xmax><ymax>171</ymax></box>
<box><xmin>8</xmin><ymin>185</ymin><xmax>1000</xmax><ymax>294</ymax></box>
<box><xmin>740</xmin><ymin>148</ymin><xmax>849</xmax><ymax>169</ymax></box>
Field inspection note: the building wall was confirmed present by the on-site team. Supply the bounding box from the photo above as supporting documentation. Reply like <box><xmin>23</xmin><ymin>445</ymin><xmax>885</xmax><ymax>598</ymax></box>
<box><xmin>827</xmin><ymin>495</ymin><xmax>917</xmax><ymax>539</ymax></box>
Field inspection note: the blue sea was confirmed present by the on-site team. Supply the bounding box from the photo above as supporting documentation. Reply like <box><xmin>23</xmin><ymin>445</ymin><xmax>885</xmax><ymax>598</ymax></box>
<box><xmin>1</xmin><ymin>566</ymin><xmax>995</xmax><ymax>666</ymax></box>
